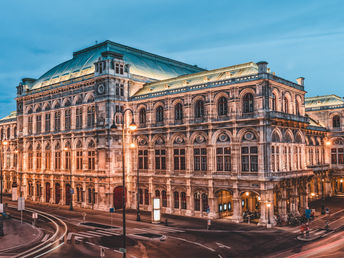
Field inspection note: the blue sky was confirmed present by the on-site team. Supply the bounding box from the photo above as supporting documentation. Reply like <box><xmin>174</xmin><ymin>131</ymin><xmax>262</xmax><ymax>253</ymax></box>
<box><xmin>1</xmin><ymin>0</ymin><xmax>344</xmax><ymax>118</ymax></box>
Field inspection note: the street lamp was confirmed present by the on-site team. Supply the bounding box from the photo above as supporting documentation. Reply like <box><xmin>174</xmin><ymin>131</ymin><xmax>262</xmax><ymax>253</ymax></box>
<box><xmin>0</xmin><ymin>138</ymin><xmax>8</xmax><ymax>236</ymax></box>
<box><xmin>111</xmin><ymin>109</ymin><xmax>136</xmax><ymax>258</ymax></box>
<box><xmin>64</xmin><ymin>147</ymin><xmax>73</xmax><ymax>211</ymax></box>
<box><xmin>266</xmin><ymin>202</ymin><xmax>271</xmax><ymax>226</ymax></box>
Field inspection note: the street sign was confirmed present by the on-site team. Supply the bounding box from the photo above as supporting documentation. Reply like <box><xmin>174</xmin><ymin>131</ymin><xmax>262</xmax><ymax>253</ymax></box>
<box><xmin>152</xmin><ymin>198</ymin><xmax>160</xmax><ymax>223</ymax></box>
<box><xmin>32</xmin><ymin>212</ymin><xmax>38</xmax><ymax>219</ymax></box>
<box><xmin>0</xmin><ymin>203</ymin><xmax>3</xmax><ymax>213</ymax></box>
<box><xmin>109</xmin><ymin>208</ymin><xmax>114</xmax><ymax>213</ymax></box>
<box><xmin>18</xmin><ymin>197</ymin><xmax>25</xmax><ymax>211</ymax></box>
<box><xmin>119</xmin><ymin>248</ymin><xmax>126</xmax><ymax>253</ymax></box>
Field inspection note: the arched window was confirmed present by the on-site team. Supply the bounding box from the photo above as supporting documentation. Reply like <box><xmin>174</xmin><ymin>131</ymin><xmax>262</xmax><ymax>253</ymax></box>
<box><xmin>36</xmin><ymin>144</ymin><xmax>42</xmax><ymax>170</ymax></box>
<box><xmin>87</xmin><ymin>141</ymin><xmax>95</xmax><ymax>170</ymax></box>
<box><xmin>156</xmin><ymin>106</ymin><xmax>164</xmax><ymax>123</ymax></box>
<box><xmin>181</xmin><ymin>192</ymin><xmax>187</xmax><ymax>209</ymax></box>
<box><xmin>162</xmin><ymin>190</ymin><xmax>167</xmax><ymax>207</ymax></box>
<box><xmin>65</xmin><ymin>109</ymin><xmax>71</xmax><ymax>130</ymax></box>
<box><xmin>174</xmin><ymin>191</ymin><xmax>179</xmax><ymax>209</ymax></box>
<box><xmin>195</xmin><ymin>100</ymin><xmax>204</xmax><ymax>118</ymax></box>
<box><xmin>243</xmin><ymin>93</ymin><xmax>254</xmax><ymax>113</ymax></box>
<box><xmin>284</xmin><ymin>97</ymin><xmax>289</xmax><ymax>113</ymax></box>
<box><xmin>76</xmin><ymin>108</ymin><xmax>83</xmax><ymax>129</ymax></box>
<box><xmin>45</xmin><ymin>143</ymin><xmax>51</xmax><ymax>170</ymax></box>
<box><xmin>139</xmin><ymin>108</ymin><xmax>146</xmax><ymax>126</ymax></box>
<box><xmin>144</xmin><ymin>189</ymin><xmax>149</xmax><ymax>205</ymax></box>
<box><xmin>175</xmin><ymin>103</ymin><xmax>183</xmax><ymax>121</ymax></box>
<box><xmin>87</xmin><ymin>106</ymin><xmax>95</xmax><ymax>128</ymax></box>
<box><xmin>54</xmin><ymin>111</ymin><xmax>61</xmax><ymax>132</ymax></box>
<box><xmin>76</xmin><ymin>141</ymin><xmax>83</xmax><ymax>171</ymax></box>
<box><xmin>55</xmin><ymin>143</ymin><xmax>61</xmax><ymax>170</ymax></box>
<box><xmin>202</xmin><ymin>193</ymin><xmax>208</xmax><ymax>212</ymax></box>
<box><xmin>7</xmin><ymin>127</ymin><xmax>10</xmax><ymax>138</ymax></box>
<box><xmin>218</xmin><ymin>97</ymin><xmax>228</xmax><ymax>116</ymax></box>
<box><xmin>155</xmin><ymin>190</ymin><xmax>160</xmax><ymax>198</ymax></box>
<box><xmin>28</xmin><ymin>144</ymin><xmax>33</xmax><ymax>171</ymax></box>
<box><xmin>272</xmin><ymin>93</ymin><xmax>277</xmax><ymax>111</ymax></box>
<box><xmin>333</xmin><ymin>115</ymin><xmax>340</xmax><ymax>128</ymax></box>
<box><xmin>296</xmin><ymin>99</ymin><xmax>300</xmax><ymax>115</ymax></box>
<box><xmin>194</xmin><ymin>193</ymin><xmax>200</xmax><ymax>211</ymax></box>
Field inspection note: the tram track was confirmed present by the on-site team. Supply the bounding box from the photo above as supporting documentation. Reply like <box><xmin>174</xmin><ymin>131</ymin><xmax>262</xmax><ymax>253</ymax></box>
<box><xmin>3</xmin><ymin>205</ymin><xmax>68</xmax><ymax>258</ymax></box>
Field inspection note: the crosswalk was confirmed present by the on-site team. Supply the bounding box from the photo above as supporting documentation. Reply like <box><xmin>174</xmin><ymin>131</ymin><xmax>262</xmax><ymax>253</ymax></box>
<box><xmin>67</xmin><ymin>224</ymin><xmax>184</xmax><ymax>243</ymax></box>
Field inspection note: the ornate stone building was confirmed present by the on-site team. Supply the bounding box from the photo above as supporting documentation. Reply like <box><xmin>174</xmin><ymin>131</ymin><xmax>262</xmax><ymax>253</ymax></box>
<box><xmin>0</xmin><ymin>40</ymin><xmax>334</xmax><ymax>225</ymax></box>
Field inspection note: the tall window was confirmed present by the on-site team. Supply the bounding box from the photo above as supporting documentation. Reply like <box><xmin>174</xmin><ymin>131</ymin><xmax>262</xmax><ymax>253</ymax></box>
<box><xmin>216</xmin><ymin>147</ymin><xmax>231</xmax><ymax>171</ymax></box>
<box><xmin>65</xmin><ymin>109</ymin><xmax>71</xmax><ymax>130</ymax></box>
<box><xmin>174</xmin><ymin>192</ymin><xmax>179</xmax><ymax>209</ymax></box>
<box><xmin>88</xmin><ymin>142</ymin><xmax>95</xmax><ymax>170</ymax></box>
<box><xmin>36</xmin><ymin>145</ymin><xmax>41</xmax><ymax>170</ymax></box>
<box><xmin>45</xmin><ymin>113</ymin><xmax>51</xmax><ymax>132</ymax></box>
<box><xmin>55</xmin><ymin>146</ymin><xmax>61</xmax><ymax>170</ymax></box>
<box><xmin>76</xmin><ymin>151</ymin><xmax>83</xmax><ymax>171</ymax></box>
<box><xmin>284</xmin><ymin>97</ymin><xmax>289</xmax><ymax>113</ymax></box>
<box><xmin>202</xmin><ymin>193</ymin><xmax>208</xmax><ymax>212</ymax></box>
<box><xmin>181</xmin><ymin>192</ymin><xmax>187</xmax><ymax>209</ymax></box>
<box><xmin>241</xmin><ymin>146</ymin><xmax>258</xmax><ymax>172</ymax></box>
<box><xmin>175</xmin><ymin>103</ymin><xmax>183</xmax><ymax>121</ymax></box>
<box><xmin>194</xmin><ymin>193</ymin><xmax>200</xmax><ymax>211</ymax></box>
<box><xmin>28</xmin><ymin>145</ymin><xmax>33</xmax><ymax>170</ymax></box>
<box><xmin>194</xmin><ymin>148</ymin><xmax>207</xmax><ymax>171</ymax></box>
<box><xmin>243</xmin><ymin>93</ymin><xmax>254</xmax><ymax>113</ymax></box>
<box><xmin>144</xmin><ymin>189</ymin><xmax>149</xmax><ymax>205</ymax></box>
<box><xmin>139</xmin><ymin>108</ymin><xmax>146</xmax><ymax>126</ymax></box>
<box><xmin>65</xmin><ymin>150</ymin><xmax>71</xmax><ymax>170</ymax></box>
<box><xmin>174</xmin><ymin>149</ymin><xmax>186</xmax><ymax>170</ymax></box>
<box><xmin>36</xmin><ymin>115</ymin><xmax>41</xmax><ymax>133</ymax></box>
<box><xmin>195</xmin><ymin>100</ymin><xmax>204</xmax><ymax>118</ymax></box>
<box><xmin>45</xmin><ymin>145</ymin><xmax>51</xmax><ymax>170</ymax></box>
<box><xmin>218</xmin><ymin>97</ymin><xmax>228</xmax><ymax>116</ymax></box>
<box><xmin>296</xmin><ymin>100</ymin><xmax>300</xmax><ymax>115</ymax></box>
<box><xmin>87</xmin><ymin>106</ymin><xmax>95</xmax><ymax>128</ymax></box>
<box><xmin>139</xmin><ymin>189</ymin><xmax>143</xmax><ymax>204</ymax></box>
<box><xmin>156</xmin><ymin>106</ymin><xmax>164</xmax><ymax>123</ymax></box>
<box><xmin>54</xmin><ymin>111</ymin><xmax>61</xmax><ymax>132</ymax></box>
<box><xmin>138</xmin><ymin>150</ymin><xmax>148</xmax><ymax>169</ymax></box>
<box><xmin>272</xmin><ymin>93</ymin><xmax>277</xmax><ymax>111</ymax></box>
<box><xmin>333</xmin><ymin>115</ymin><xmax>340</xmax><ymax>128</ymax></box>
<box><xmin>162</xmin><ymin>190</ymin><xmax>167</xmax><ymax>207</ymax></box>
<box><xmin>28</xmin><ymin>116</ymin><xmax>33</xmax><ymax>134</ymax></box>
<box><xmin>155</xmin><ymin>149</ymin><xmax>166</xmax><ymax>170</ymax></box>
<box><xmin>76</xmin><ymin>108</ymin><xmax>83</xmax><ymax>129</ymax></box>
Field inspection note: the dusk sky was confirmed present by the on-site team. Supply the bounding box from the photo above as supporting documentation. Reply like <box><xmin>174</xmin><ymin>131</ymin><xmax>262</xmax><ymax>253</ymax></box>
<box><xmin>1</xmin><ymin>0</ymin><xmax>343</xmax><ymax>118</ymax></box>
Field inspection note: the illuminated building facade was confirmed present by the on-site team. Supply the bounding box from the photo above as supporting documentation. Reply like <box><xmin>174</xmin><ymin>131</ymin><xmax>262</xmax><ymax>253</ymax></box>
<box><xmin>0</xmin><ymin>40</ymin><xmax>335</xmax><ymax>224</ymax></box>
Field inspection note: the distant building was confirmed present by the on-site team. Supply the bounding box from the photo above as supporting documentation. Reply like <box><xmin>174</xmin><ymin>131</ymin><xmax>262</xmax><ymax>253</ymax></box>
<box><xmin>0</xmin><ymin>40</ymin><xmax>336</xmax><ymax>225</ymax></box>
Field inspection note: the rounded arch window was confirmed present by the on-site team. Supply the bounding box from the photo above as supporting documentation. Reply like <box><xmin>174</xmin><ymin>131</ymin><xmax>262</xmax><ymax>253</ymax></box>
<box><xmin>195</xmin><ymin>99</ymin><xmax>204</xmax><ymax>118</ymax></box>
<box><xmin>333</xmin><ymin>115</ymin><xmax>340</xmax><ymax>128</ymax></box>
<box><xmin>218</xmin><ymin>97</ymin><xmax>228</xmax><ymax>116</ymax></box>
<box><xmin>175</xmin><ymin>103</ymin><xmax>183</xmax><ymax>121</ymax></box>
<box><xmin>243</xmin><ymin>93</ymin><xmax>254</xmax><ymax>113</ymax></box>
<box><xmin>139</xmin><ymin>108</ymin><xmax>146</xmax><ymax>125</ymax></box>
<box><xmin>156</xmin><ymin>106</ymin><xmax>164</xmax><ymax>123</ymax></box>
<box><xmin>272</xmin><ymin>93</ymin><xmax>277</xmax><ymax>111</ymax></box>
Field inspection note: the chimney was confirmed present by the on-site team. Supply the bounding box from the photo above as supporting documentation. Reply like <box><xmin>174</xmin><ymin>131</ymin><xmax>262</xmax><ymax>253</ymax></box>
<box><xmin>296</xmin><ymin>77</ymin><xmax>305</xmax><ymax>86</ymax></box>
<box><xmin>257</xmin><ymin>61</ymin><xmax>268</xmax><ymax>73</ymax></box>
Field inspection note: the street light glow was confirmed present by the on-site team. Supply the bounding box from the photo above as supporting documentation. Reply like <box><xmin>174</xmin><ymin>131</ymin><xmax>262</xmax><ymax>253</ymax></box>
<box><xmin>2</xmin><ymin>141</ymin><xmax>8</xmax><ymax>146</ymax></box>
<box><xmin>325</xmin><ymin>141</ymin><xmax>331</xmax><ymax>146</ymax></box>
<box><xmin>129</xmin><ymin>120</ymin><xmax>137</xmax><ymax>131</ymax></box>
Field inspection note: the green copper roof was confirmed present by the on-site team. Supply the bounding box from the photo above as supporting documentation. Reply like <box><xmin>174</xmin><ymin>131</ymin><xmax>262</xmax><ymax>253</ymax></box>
<box><xmin>0</xmin><ymin>111</ymin><xmax>16</xmax><ymax>123</ymax></box>
<box><xmin>30</xmin><ymin>40</ymin><xmax>205</xmax><ymax>90</ymax></box>
<box><xmin>305</xmin><ymin>95</ymin><xmax>344</xmax><ymax>109</ymax></box>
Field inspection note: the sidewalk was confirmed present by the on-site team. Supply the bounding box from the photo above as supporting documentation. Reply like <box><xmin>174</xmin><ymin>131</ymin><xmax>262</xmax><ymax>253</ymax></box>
<box><xmin>0</xmin><ymin>218</ymin><xmax>42</xmax><ymax>252</ymax></box>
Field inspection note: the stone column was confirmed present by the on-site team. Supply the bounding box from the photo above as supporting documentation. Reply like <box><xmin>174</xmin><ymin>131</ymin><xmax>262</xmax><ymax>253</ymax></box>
<box><xmin>231</xmin><ymin>187</ymin><xmax>242</xmax><ymax>223</ymax></box>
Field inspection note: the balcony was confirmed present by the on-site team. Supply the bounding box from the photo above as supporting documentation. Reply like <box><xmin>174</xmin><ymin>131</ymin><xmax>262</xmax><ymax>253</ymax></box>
<box><xmin>266</xmin><ymin>169</ymin><xmax>313</xmax><ymax>179</ymax></box>
<box><xmin>307</xmin><ymin>164</ymin><xmax>330</xmax><ymax>172</ymax></box>
<box><xmin>268</xmin><ymin>111</ymin><xmax>309</xmax><ymax>123</ymax></box>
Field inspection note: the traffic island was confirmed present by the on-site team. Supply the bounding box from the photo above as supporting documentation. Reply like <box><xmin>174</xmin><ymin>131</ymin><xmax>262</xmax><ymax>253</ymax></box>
<box><xmin>0</xmin><ymin>219</ymin><xmax>43</xmax><ymax>253</ymax></box>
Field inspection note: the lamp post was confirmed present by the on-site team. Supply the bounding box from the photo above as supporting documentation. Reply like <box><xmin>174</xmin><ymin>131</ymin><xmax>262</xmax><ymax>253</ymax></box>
<box><xmin>134</xmin><ymin>146</ymin><xmax>140</xmax><ymax>222</ymax></box>
<box><xmin>0</xmin><ymin>138</ymin><xmax>8</xmax><ymax>236</ymax></box>
<box><xmin>64</xmin><ymin>147</ymin><xmax>73</xmax><ymax>211</ymax></box>
<box><xmin>111</xmin><ymin>109</ymin><xmax>136</xmax><ymax>258</ymax></box>
<box><xmin>267</xmin><ymin>202</ymin><xmax>271</xmax><ymax>227</ymax></box>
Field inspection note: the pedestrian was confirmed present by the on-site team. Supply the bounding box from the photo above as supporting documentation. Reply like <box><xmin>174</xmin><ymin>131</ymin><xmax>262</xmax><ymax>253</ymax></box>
<box><xmin>300</xmin><ymin>224</ymin><xmax>305</xmax><ymax>237</ymax></box>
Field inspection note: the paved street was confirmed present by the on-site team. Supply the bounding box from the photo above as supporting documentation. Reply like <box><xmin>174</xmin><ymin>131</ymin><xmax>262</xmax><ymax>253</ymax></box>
<box><xmin>1</xmin><ymin>196</ymin><xmax>342</xmax><ymax>257</ymax></box>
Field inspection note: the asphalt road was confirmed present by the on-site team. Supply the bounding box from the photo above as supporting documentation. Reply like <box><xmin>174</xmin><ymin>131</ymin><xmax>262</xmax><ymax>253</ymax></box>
<box><xmin>2</xmin><ymin>196</ymin><xmax>344</xmax><ymax>258</ymax></box>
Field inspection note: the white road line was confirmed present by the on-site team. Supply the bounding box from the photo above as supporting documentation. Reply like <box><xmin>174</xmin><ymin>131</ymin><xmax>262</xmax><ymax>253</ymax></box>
<box><xmin>86</xmin><ymin>242</ymin><xmax>95</xmax><ymax>246</ymax></box>
<box><xmin>169</xmin><ymin>236</ymin><xmax>216</xmax><ymax>252</ymax></box>
<box><xmin>41</xmin><ymin>234</ymin><xmax>50</xmax><ymax>242</ymax></box>
<box><xmin>74</xmin><ymin>233</ymin><xmax>93</xmax><ymax>238</ymax></box>
<box><xmin>313</xmin><ymin>230</ymin><xmax>324</xmax><ymax>236</ymax></box>
<box><xmin>216</xmin><ymin>242</ymin><xmax>231</xmax><ymax>249</ymax></box>
<box><xmin>95</xmin><ymin>230</ymin><xmax>117</xmax><ymax>236</ymax></box>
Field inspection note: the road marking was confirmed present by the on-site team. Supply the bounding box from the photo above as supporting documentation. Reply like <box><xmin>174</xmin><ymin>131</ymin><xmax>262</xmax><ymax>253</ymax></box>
<box><xmin>216</xmin><ymin>242</ymin><xmax>231</xmax><ymax>249</ymax></box>
<box><xmin>41</xmin><ymin>234</ymin><xmax>50</xmax><ymax>242</ymax></box>
<box><xmin>74</xmin><ymin>233</ymin><xmax>93</xmax><ymax>238</ymax></box>
<box><xmin>86</xmin><ymin>242</ymin><xmax>95</xmax><ymax>246</ymax></box>
<box><xmin>169</xmin><ymin>236</ymin><xmax>216</xmax><ymax>252</ymax></box>
<box><xmin>96</xmin><ymin>229</ymin><xmax>121</xmax><ymax>236</ymax></box>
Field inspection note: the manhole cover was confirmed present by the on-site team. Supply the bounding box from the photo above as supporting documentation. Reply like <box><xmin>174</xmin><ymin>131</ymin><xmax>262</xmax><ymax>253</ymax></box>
<box><xmin>134</xmin><ymin>233</ymin><xmax>162</xmax><ymax>238</ymax></box>
<box><xmin>80</xmin><ymin>222</ymin><xmax>118</xmax><ymax>229</ymax></box>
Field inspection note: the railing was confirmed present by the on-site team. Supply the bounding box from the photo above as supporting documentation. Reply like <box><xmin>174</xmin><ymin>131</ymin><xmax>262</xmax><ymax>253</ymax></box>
<box><xmin>131</xmin><ymin>72</ymin><xmax>304</xmax><ymax>101</ymax></box>
<box><xmin>307</xmin><ymin>164</ymin><xmax>330</xmax><ymax>171</ymax></box>
<box><xmin>269</xmin><ymin>111</ymin><xmax>309</xmax><ymax>123</ymax></box>
<box><xmin>306</xmin><ymin>104</ymin><xmax>344</xmax><ymax>111</ymax></box>
<box><xmin>266</xmin><ymin>169</ymin><xmax>313</xmax><ymax>178</ymax></box>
